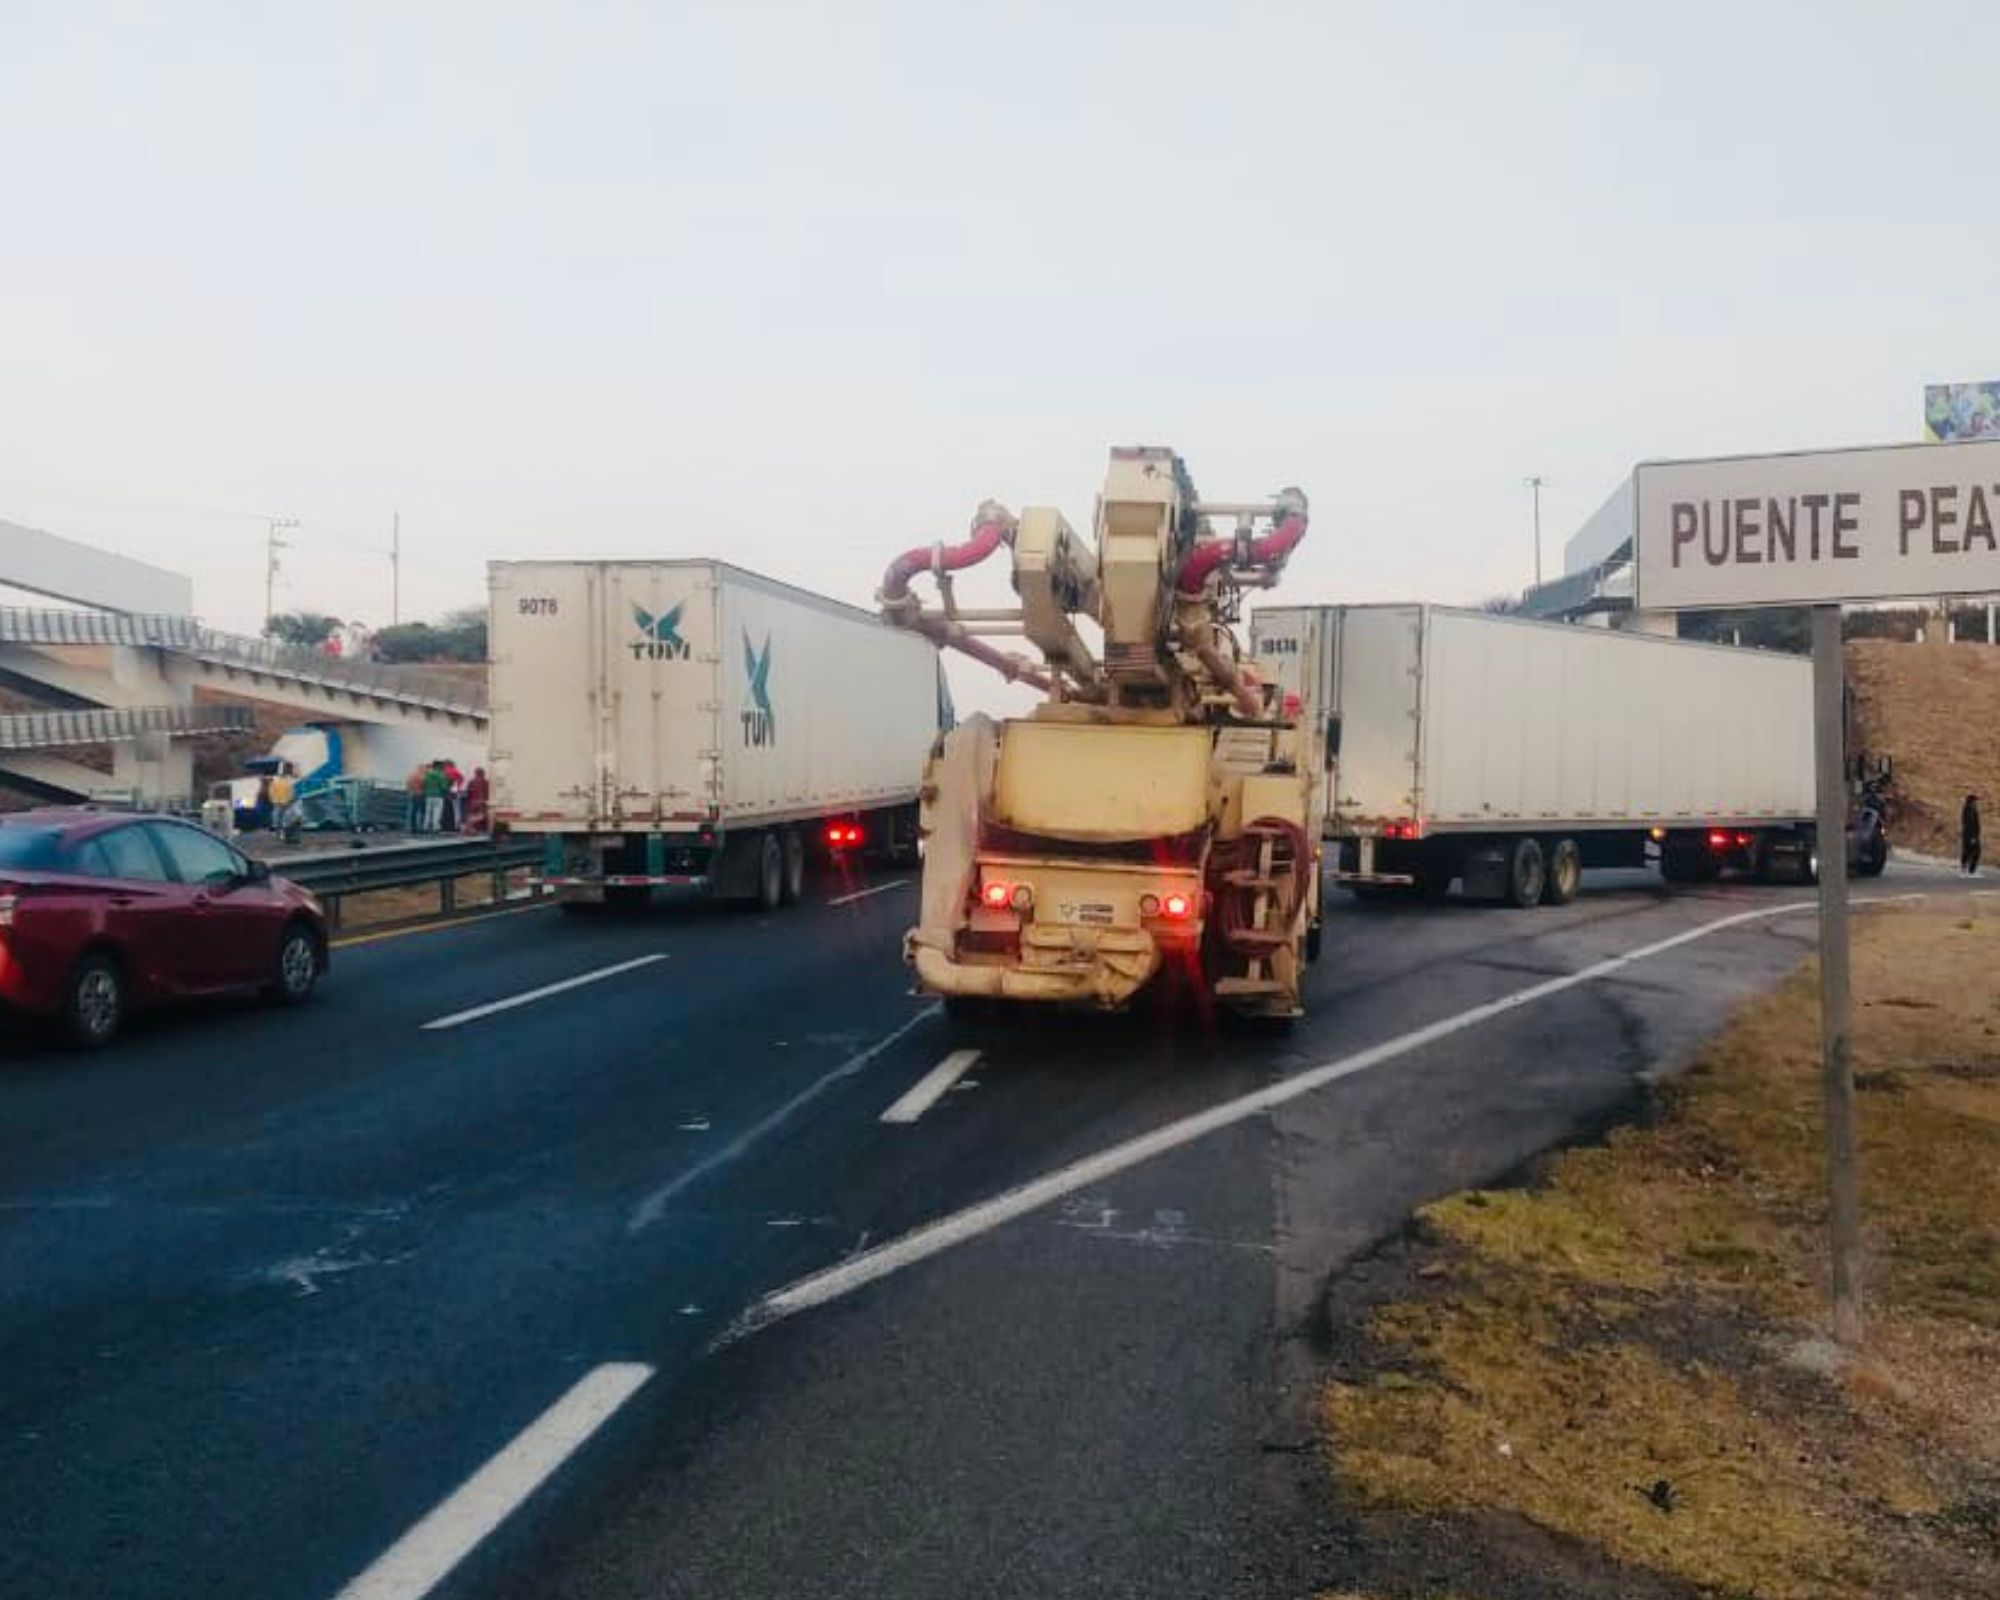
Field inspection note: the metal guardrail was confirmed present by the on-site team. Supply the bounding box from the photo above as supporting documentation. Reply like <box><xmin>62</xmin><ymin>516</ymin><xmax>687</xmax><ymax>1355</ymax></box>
<box><xmin>0</xmin><ymin>702</ymin><xmax>256</xmax><ymax>750</ymax></box>
<box><xmin>269</xmin><ymin>835</ymin><xmax>543</xmax><ymax>927</ymax></box>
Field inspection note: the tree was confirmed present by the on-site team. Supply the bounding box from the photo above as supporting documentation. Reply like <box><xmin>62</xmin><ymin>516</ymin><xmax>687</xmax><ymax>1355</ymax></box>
<box><xmin>264</xmin><ymin>611</ymin><xmax>343</xmax><ymax>649</ymax></box>
<box><xmin>372</xmin><ymin>605</ymin><xmax>487</xmax><ymax>664</ymax></box>
<box><xmin>1478</xmin><ymin>594</ymin><xmax>1523</xmax><ymax>614</ymax></box>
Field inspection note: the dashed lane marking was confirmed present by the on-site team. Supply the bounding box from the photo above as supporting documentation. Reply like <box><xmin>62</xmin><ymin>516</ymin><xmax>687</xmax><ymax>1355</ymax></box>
<box><xmin>880</xmin><ymin>1050</ymin><xmax>981</xmax><ymax>1124</ymax></box>
<box><xmin>331</xmin><ymin>1362</ymin><xmax>653</xmax><ymax>1600</ymax></box>
<box><xmin>827</xmin><ymin>879</ymin><xmax>912</xmax><ymax>907</ymax></box>
<box><xmin>419</xmin><ymin>954</ymin><xmax>668</xmax><ymax>1030</ymax></box>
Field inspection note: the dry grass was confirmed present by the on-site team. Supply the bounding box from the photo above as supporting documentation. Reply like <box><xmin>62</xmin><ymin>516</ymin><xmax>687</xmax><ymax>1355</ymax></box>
<box><xmin>332</xmin><ymin>869</ymin><xmax>535</xmax><ymax>932</ymax></box>
<box><xmin>1849</xmin><ymin>638</ymin><xmax>2000</xmax><ymax>856</ymax></box>
<box><xmin>1325</xmin><ymin>903</ymin><xmax>2000</xmax><ymax>1600</ymax></box>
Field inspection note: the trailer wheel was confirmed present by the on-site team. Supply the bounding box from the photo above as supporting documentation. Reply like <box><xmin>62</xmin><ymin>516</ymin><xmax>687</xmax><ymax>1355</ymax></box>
<box><xmin>1505</xmin><ymin>837</ymin><xmax>1546</xmax><ymax>908</ymax></box>
<box><xmin>756</xmin><ymin>831</ymin><xmax>784</xmax><ymax>912</ymax></box>
<box><xmin>780</xmin><ymin>828</ymin><xmax>806</xmax><ymax>904</ymax></box>
<box><xmin>1545</xmin><ymin>838</ymin><xmax>1582</xmax><ymax>905</ymax></box>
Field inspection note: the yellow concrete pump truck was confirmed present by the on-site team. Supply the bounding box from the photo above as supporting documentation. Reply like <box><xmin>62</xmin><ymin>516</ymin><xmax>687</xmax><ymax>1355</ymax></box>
<box><xmin>878</xmin><ymin>446</ymin><xmax>1322</xmax><ymax>1022</ymax></box>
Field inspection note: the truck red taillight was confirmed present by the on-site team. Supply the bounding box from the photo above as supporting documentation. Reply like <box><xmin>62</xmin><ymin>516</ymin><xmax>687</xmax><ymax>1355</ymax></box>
<box><xmin>825</xmin><ymin>822</ymin><xmax>864</xmax><ymax>849</ymax></box>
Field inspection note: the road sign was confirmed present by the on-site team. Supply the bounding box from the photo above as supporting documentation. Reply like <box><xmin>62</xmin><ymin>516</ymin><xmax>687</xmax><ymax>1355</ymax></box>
<box><xmin>1633</xmin><ymin>437</ymin><xmax>2000</xmax><ymax>611</ymax></box>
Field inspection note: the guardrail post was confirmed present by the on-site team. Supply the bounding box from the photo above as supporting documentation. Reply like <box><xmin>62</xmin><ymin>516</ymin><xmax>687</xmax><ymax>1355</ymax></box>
<box><xmin>441</xmin><ymin>875</ymin><xmax>458</xmax><ymax>916</ymax></box>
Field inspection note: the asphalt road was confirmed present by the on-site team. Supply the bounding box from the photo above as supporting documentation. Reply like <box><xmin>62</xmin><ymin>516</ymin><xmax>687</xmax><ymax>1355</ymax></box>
<box><xmin>0</xmin><ymin>857</ymin><xmax>1962</xmax><ymax>1600</ymax></box>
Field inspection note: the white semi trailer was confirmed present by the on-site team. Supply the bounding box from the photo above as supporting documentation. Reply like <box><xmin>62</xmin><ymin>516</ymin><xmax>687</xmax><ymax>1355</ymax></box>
<box><xmin>489</xmin><ymin>560</ymin><xmax>949</xmax><ymax>908</ymax></box>
<box><xmin>1249</xmin><ymin>604</ymin><xmax>1887</xmax><ymax>906</ymax></box>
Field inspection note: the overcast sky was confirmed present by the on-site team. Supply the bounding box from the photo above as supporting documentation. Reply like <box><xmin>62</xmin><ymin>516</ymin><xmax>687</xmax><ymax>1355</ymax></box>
<box><xmin>2</xmin><ymin>3</ymin><xmax>1994</xmax><ymax>709</ymax></box>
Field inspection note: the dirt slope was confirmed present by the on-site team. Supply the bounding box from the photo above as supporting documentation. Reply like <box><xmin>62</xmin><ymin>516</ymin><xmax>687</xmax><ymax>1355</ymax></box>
<box><xmin>1848</xmin><ymin>639</ymin><xmax>2000</xmax><ymax>856</ymax></box>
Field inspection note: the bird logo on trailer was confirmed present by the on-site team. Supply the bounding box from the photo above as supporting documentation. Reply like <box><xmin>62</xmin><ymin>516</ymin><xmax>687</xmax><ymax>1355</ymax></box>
<box><xmin>630</xmin><ymin>601</ymin><xmax>690</xmax><ymax>660</ymax></box>
<box><xmin>742</xmin><ymin>630</ymin><xmax>775</xmax><ymax>747</ymax></box>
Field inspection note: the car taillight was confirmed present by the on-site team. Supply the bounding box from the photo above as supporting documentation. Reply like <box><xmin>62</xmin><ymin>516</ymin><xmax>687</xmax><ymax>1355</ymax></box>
<box><xmin>1162</xmin><ymin>892</ymin><xmax>1192</xmax><ymax>921</ymax></box>
<box><xmin>825</xmin><ymin>822</ymin><xmax>864</xmax><ymax>849</ymax></box>
<box><xmin>1707</xmin><ymin>829</ymin><xmax>1731</xmax><ymax>849</ymax></box>
<box><xmin>981</xmin><ymin>880</ymin><xmax>1012</xmax><ymax>909</ymax></box>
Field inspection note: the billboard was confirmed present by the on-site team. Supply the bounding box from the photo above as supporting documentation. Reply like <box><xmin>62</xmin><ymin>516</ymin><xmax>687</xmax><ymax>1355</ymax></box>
<box><xmin>1633</xmin><ymin>437</ymin><xmax>2000</xmax><ymax>611</ymax></box>
<box><xmin>1925</xmin><ymin>381</ymin><xmax>2000</xmax><ymax>442</ymax></box>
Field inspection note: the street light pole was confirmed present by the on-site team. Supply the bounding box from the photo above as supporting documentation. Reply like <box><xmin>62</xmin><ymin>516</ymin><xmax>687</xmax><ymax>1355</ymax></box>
<box><xmin>1524</xmin><ymin>476</ymin><xmax>1546</xmax><ymax>587</ymax></box>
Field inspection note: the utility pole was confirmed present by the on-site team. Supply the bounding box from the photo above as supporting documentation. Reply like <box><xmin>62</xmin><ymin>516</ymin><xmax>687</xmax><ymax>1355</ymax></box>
<box><xmin>264</xmin><ymin>517</ymin><xmax>298</xmax><ymax>632</ymax></box>
<box><xmin>1524</xmin><ymin>476</ymin><xmax>1546</xmax><ymax>587</ymax></box>
<box><xmin>391</xmin><ymin>511</ymin><xmax>401</xmax><ymax>625</ymax></box>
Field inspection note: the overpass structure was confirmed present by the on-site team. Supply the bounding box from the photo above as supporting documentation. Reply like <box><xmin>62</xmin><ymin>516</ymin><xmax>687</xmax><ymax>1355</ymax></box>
<box><xmin>0</xmin><ymin>518</ymin><xmax>487</xmax><ymax>808</ymax></box>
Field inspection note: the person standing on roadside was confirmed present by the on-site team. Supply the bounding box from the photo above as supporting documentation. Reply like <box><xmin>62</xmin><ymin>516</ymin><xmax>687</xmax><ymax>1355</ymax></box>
<box><xmin>422</xmin><ymin>759</ymin><xmax>448</xmax><ymax>834</ymax></box>
<box><xmin>405</xmin><ymin>763</ymin><xmax>426</xmax><ymax>833</ymax></box>
<box><xmin>1963</xmin><ymin>793</ymin><xmax>1982</xmax><ymax>877</ymax></box>
<box><xmin>463</xmin><ymin>765</ymin><xmax>490</xmax><ymax>834</ymax></box>
<box><xmin>267</xmin><ymin>762</ymin><xmax>297</xmax><ymax>836</ymax></box>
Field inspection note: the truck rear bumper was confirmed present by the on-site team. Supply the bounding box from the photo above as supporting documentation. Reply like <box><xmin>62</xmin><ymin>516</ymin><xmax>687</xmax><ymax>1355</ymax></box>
<box><xmin>910</xmin><ymin>932</ymin><xmax>1161</xmax><ymax>1008</ymax></box>
<box><xmin>540</xmin><ymin>874</ymin><xmax>713</xmax><ymax>902</ymax></box>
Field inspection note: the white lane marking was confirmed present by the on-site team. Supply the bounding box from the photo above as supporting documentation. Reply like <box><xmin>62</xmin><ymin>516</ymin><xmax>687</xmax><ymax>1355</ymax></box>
<box><xmin>728</xmin><ymin>890</ymin><xmax>1934</xmax><ymax>1340</ymax></box>
<box><xmin>626</xmin><ymin>1003</ymin><xmax>941</xmax><ymax>1232</ymax></box>
<box><xmin>331</xmin><ymin>1362</ymin><xmax>653</xmax><ymax>1600</ymax></box>
<box><xmin>880</xmin><ymin>1049</ymin><xmax>982</xmax><ymax>1124</ymax></box>
<box><xmin>419</xmin><ymin>954</ymin><xmax>668</xmax><ymax>1031</ymax></box>
<box><xmin>827</xmin><ymin>879</ymin><xmax>911</xmax><ymax>907</ymax></box>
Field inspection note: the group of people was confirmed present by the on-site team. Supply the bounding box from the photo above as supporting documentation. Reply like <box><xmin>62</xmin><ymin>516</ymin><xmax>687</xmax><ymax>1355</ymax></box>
<box><xmin>406</xmin><ymin>759</ymin><xmax>489</xmax><ymax>835</ymax></box>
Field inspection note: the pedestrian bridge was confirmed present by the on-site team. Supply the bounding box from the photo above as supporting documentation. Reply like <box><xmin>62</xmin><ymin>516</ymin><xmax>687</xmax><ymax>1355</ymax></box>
<box><xmin>0</xmin><ymin>519</ymin><xmax>487</xmax><ymax>807</ymax></box>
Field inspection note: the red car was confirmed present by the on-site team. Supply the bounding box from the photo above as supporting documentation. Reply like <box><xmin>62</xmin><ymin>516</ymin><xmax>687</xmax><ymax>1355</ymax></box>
<box><xmin>0</xmin><ymin>809</ymin><xmax>328</xmax><ymax>1048</ymax></box>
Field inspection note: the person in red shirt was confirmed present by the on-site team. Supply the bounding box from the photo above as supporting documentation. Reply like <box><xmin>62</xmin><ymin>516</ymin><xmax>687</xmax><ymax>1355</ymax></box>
<box><xmin>463</xmin><ymin>766</ymin><xmax>491</xmax><ymax>834</ymax></box>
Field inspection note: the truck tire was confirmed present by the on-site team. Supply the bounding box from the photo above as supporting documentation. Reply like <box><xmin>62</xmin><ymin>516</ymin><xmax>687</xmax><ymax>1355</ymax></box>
<box><xmin>781</xmin><ymin>829</ymin><xmax>806</xmax><ymax>904</ymax></box>
<box><xmin>1505</xmin><ymin>837</ymin><xmax>1546</xmax><ymax>908</ymax></box>
<box><xmin>756</xmin><ymin>831</ymin><xmax>784</xmax><ymax>912</ymax></box>
<box><xmin>1544</xmin><ymin>838</ymin><xmax>1582</xmax><ymax>905</ymax></box>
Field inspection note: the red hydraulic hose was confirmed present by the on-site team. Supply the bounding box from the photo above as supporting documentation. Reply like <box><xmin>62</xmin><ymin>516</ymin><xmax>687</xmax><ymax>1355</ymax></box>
<box><xmin>1174</xmin><ymin>509</ymin><xmax>1309</xmax><ymax>596</ymax></box>
<box><xmin>880</xmin><ymin>511</ymin><xmax>1013</xmax><ymax>601</ymax></box>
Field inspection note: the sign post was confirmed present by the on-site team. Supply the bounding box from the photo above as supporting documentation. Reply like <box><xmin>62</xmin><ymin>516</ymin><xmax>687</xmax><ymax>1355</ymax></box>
<box><xmin>1634</xmin><ymin>437</ymin><xmax>2000</xmax><ymax>1347</ymax></box>
<box><xmin>1810</xmin><ymin>604</ymin><xmax>1862</xmax><ymax>1345</ymax></box>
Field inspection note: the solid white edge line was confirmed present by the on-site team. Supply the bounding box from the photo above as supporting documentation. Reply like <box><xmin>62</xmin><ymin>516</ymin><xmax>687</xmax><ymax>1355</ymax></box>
<box><xmin>331</xmin><ymin>1362</ymin><xmax>653</xmax><ymax>1600</ymax></box>
<box><xmin>827</xmin><ymin>879</ymin><xmax>912</xmax><ymax>907</ymax></box>
<box><xmin>726</xmin><ymin>889</ymin><xmax>1934</xmax><ymax>1341</ymax></box>
<box><xmin>880</xmin><ymin>1049</ymin><xmax>982</xmax><ymax>1124</ymax></box>
<box><xmin>419</xmin><ymin>954</ymin><xmax>668</xmax><ymax>1031</ymax></box>
<box><xmin>627</xmin><ymin>1001</ymin><xmax>941</xmax><ymax>1232</ymax></box>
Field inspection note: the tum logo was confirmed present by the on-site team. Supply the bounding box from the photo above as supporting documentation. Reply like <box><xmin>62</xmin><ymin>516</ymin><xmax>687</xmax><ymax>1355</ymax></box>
<box><xmin>629</xmin><ymin>601</ymin><xmax>690</xmax><ymax>661</ymax></box>
<box><xmin>741</xmin><ymin>630</ymin><xmax>775</xmax><ymax>747</ymax></box>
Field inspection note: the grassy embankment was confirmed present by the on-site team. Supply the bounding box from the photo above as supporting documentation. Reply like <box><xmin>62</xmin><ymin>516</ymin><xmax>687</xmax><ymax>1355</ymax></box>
<box><xmin>1321</xmin><ymin>903</ymin><xmax>2000</xmax><ymax>1600</ymax></box>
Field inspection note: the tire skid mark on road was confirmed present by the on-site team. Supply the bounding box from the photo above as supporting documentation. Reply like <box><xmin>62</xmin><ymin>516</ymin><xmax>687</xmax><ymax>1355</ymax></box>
<box><xmin>625</xmin><ymin>1001</ymin><xmax>942</xmax><ymax>1233</ymax></box>
<box><xmin>724</xmin><ymin>889</ymin><xmax>1939</xmax><ymax>1342</ymax></box>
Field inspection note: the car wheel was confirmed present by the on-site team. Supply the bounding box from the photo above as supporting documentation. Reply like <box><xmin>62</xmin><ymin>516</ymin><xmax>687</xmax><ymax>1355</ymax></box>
<box><xmin>270</xmin><ymin>922</ymin><xmax>321</xmax><ymax>1005</ymax></box>
<box><xmin>65</xmin><ymin>952</ymin><xmax>125</xmax><ymax>1050</ymax></box>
